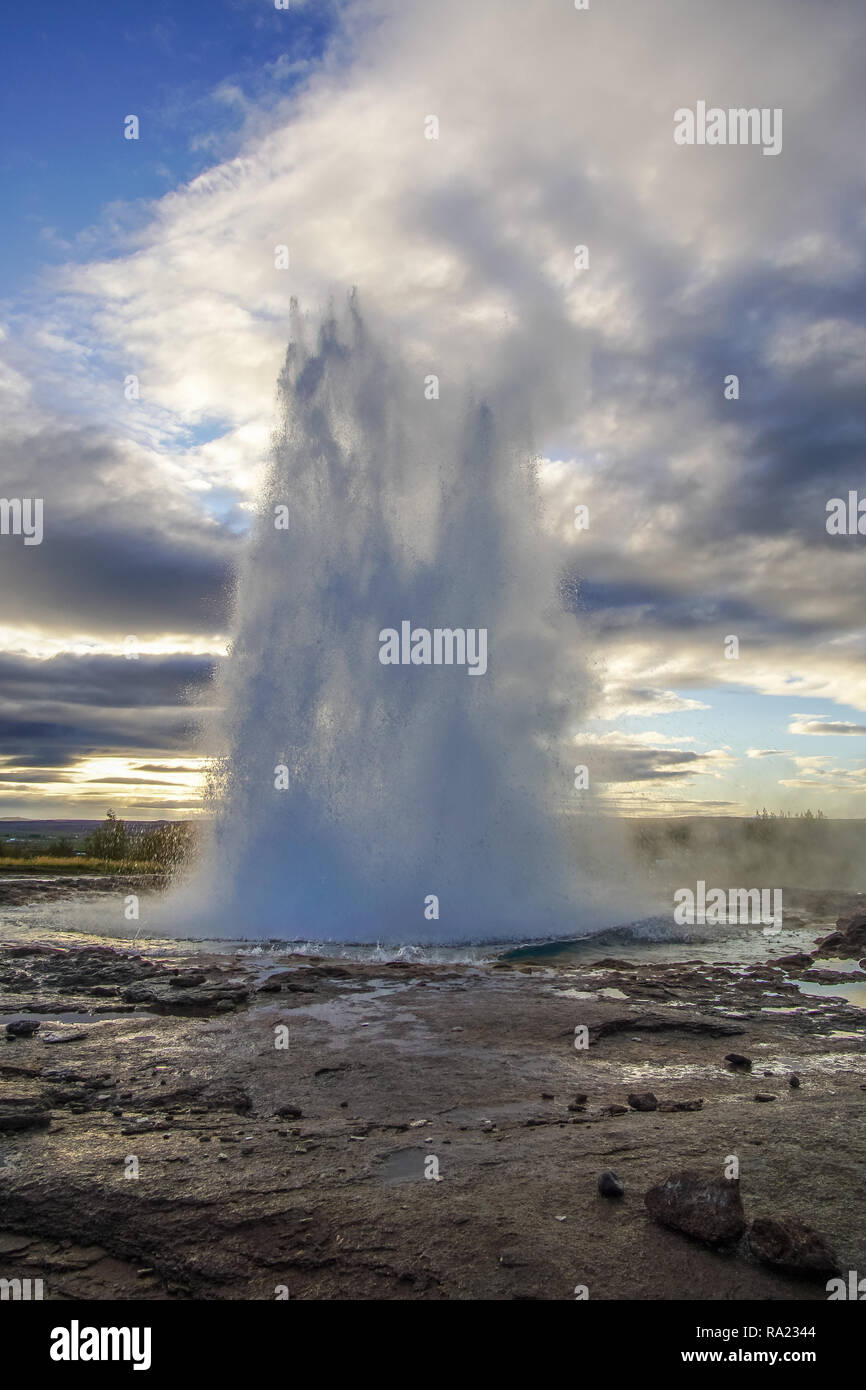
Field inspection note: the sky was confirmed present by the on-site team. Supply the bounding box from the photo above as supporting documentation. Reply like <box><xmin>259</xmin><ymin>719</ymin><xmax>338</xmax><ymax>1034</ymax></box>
<box><xmin>2</xmin><ymin>0</ymin><xmax>866</xmax><ymax>821</ymax></box>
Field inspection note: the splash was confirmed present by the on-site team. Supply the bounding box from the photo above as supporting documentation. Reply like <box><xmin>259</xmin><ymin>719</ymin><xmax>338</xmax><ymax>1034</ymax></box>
<box><xmin>170</xmin><ymin>298</ymin><xmax>625</xmax><ymax>942</ymax></box>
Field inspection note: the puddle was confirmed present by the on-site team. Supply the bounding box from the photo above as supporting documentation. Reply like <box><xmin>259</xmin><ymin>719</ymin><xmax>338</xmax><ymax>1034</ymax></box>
<box><xmin>796</xmin><ymin>979</ymin><xmax>866</xmax><ymax>1008</ymax></box>
<box><xmin>377</xmin><ymin>1146</ymin><xmax>429</xmax><ymax>1185</ymax></box>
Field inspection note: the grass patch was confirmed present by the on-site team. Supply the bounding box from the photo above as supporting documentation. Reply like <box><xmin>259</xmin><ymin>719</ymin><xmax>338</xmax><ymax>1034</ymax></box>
<box><xmin>0</xmin><ymin>856</ymin><xmax>166</xmax><ymax>875</ymax></box>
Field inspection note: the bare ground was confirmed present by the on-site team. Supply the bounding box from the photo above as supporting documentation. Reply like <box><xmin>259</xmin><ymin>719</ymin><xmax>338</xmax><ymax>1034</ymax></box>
<box><xmin>1</xmin><ymin>898</ymin><xmax>864</xmax><ymax>1300</ymax></box>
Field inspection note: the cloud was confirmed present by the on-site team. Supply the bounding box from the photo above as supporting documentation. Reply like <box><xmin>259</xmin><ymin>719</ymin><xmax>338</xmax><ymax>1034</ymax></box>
<box><xmin>788</xmin><ymin>716</ymin><xmax>866</xmax><ymax>736</ymax></box>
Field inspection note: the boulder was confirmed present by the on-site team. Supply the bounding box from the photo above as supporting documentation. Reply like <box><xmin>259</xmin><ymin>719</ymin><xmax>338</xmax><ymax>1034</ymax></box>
<box><xmin>815</xmin><ymin>913</ymin><xmax>866</xmax><ymax>960</ymax></box>
<box><xmin>747</xmin><ymin>1216</ymin><xmax>840</xmax><ymax>1278</ymax></box>
<box><xmin>644</xmin><ymin>1170</ymin><xmax>745</xmax><ymax>1245</ymax></box>
<box><xmin>770</xmin><ymin>952</ymin><xmax>814</xmax><ymax>969</ymax></box>
<box><xmin>627</xmin><ymin>1091</ymin><xmax>658</xmax><ymax>1112</ymax></box>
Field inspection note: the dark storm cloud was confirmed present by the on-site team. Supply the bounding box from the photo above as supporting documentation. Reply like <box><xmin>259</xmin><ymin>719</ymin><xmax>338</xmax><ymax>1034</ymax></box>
<box><xmin>0</xmin><ymin>415</ymin><xmax>236</xmax><ymax>635</ymax></box>
<box><xmin>0</xmin><ymin>653</ymin><xmax>216</xmax><ymax>707</ymax></box>
<box><xmin>0</xmin><ymin>653</ymin><xmax>219</xmax><ymax>769</ymax></box>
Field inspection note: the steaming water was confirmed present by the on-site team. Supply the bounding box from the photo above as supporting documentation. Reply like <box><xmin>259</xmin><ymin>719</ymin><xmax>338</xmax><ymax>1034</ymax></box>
<box><xmin>163</xmin><ymin>299</ymin><xmax>632</xmax><ymax>943</ymax></box>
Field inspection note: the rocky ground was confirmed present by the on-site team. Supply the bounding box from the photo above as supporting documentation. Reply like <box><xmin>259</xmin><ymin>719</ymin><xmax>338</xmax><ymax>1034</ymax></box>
<box><xmin>1</xmin><ymin>883</ymin><xmax>865</xmax><ymax>1300</ymax></box>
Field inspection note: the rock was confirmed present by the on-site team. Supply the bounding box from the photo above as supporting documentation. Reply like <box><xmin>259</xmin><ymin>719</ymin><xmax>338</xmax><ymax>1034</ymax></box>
<box><xmin>770</xmin><ymin>952</ymin><xmax>814</xmax><ymax>969</ymax></box>
<box><xmin>754</xmin><ymin>1093</ymin><xmax>777</xmax><ymax>1102</ymax></box>
<box><xmin>592</xmin><ymin>1013</ymin><xmax>745</xmax><ymax>1042</ymax></box>
<box><xmin>748</xmin><ymin>1216</ymin><xmax>840</xmax><ymax>1278</ymax></box>
<box><xmin>0</xmin><ymin>1097</ymin><xmax>51</xmax><ymax>1132</ymax></box>
<box><xmin>541</xmin><ymin>1092</ymin><xmax>554</xmax><ymax>1100</ymax></box>
<box><xmin>168</xmin><ymin>971</ymin><xmax>207</xmax><ymax>988</ymax></box>
<box><xmin>600</xmin><ymin>1104</ymin><xmax>628</xmax><ymax>1116</ymax></box>
<box><xmin>724</xmin><ymin>1053</ymin><xmax>752</xmax><ymax>1070</ymax></box>
<box><xmin>789</xmin><ymin>1074</ymin><xmax>801</xmax><ymax>1088</ymax></box>
<box><xmin>658</xmin><ymin>1098</ymin><xmax>703</xmax><ymax>1112</ymax></box>
<box><xmin>815</xmin><ymin>913</ymin><xmax>866</xmax><ymax>960</ymax></box>
<box><xmin>598</xmin><ymin>1170</ymin><xmax>624</xmax><ymax>1198</ymax></box>
<box><xmin>627</xmin><ymin>1091</ymin><xmax>658</xmax><ymax>1112</ymax></box>
<box><xmin>5</xmin><ymin>1020</ymin><xmax>39</xmax><ymax>1038</ymax></box>
<box><xmin>121</xmin><ymin>979</ymin><xmax>249</xmax><ymax>1013</ymax></box>
<box><xmin>43</xmin><ymin>1031</ymin><xmax>88</xmax><ymax>1045</ymax></box>
<box><xmin>644</xmin><ymin>1171</ymin><xmax>745</xmax><ymax>1246</ymax></box>
<box><xmin>121</xmin><ymin>1119</ymin><xmax>163</xmax><ymax>1135</ymax></box>
<box><xmin>274</xmin><ymin>1103</ymin><xmax>303</xmax><ymax>1119</ymax></box>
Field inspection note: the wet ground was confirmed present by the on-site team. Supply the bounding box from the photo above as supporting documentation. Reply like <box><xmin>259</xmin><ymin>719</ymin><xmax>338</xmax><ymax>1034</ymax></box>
<box><xmin>0</xmin><ymin>880</ymin><xmax>864</xmax><ymax>1300</ymax></box>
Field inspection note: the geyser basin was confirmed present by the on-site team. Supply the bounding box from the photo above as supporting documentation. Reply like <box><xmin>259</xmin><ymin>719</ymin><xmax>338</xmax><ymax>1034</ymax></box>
<box><xmin>169</xmin><ymin>299</ymin><xmax>629</xmax><ymax>943</ymax></box>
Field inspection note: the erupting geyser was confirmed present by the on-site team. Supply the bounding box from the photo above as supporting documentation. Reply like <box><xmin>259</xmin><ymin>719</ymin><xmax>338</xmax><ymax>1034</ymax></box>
<box><xmin>173</xmin><ymin>297</ymin><xmax>614</xmax><ymax>942</ymax></box>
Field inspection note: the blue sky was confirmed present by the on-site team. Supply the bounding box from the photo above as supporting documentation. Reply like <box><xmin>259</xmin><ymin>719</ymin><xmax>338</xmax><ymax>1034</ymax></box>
<box><xmin>0</xmin><ymin>0</ymin><xmax>336</xmax><ymax>295</ymax></box>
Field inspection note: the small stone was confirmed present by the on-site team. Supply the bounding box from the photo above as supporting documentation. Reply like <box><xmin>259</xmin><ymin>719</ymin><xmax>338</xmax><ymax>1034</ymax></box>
<box><xmin>724</xmin><ymin>1053</ymin><xmax>752</xmax><ymax>1070</ymax></box>
<box><xmin>598</xmin><ymin>1169</ymin><xmax>624</xmax><ymax>1198</ymax></box>
<box><xmin>627</xmin><ymin>1091</ymin><xmax>658</xmax><ymax>1112</ymax></box>
<box><xmin>755</xmin><ymin>1093</ymin><xmax>777</xmax><ymax>1102</ymax></box>
<box><xmin>541</xmin><ymin>1092</ymin><xmax>554</xmax><ymax>1100</ymax></box>
<box><xmin>5</xmin><ymin>1020</ymin><xmax>39</xmax><ymax>1038</ymax></box>
<box><xmin>658</xmin><ymin>1098</ymin><xmax>703</xmax><ymax>1112</ymax></box>
<box><xmin>601</xmin><ymin>1104</ymin><xmax>628</xmax><ymax>1116</ymax></box>
<box><xmin>789</xmin><ymin>1074</ymin><xmax>801</xmax><ymax>1088</ymax></box>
